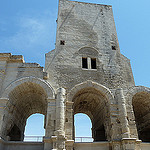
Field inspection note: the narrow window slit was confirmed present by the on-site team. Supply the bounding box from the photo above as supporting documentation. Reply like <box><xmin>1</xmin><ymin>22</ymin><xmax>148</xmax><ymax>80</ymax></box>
<box><xmin>82</xmin><ymin>57</ymin><xmax>88</xmax><ymax>69</ymax></box>
<box><xmin>91</xmin><ymin>58</ymin><xmax>97</xmax><ymax>69</ymax></box>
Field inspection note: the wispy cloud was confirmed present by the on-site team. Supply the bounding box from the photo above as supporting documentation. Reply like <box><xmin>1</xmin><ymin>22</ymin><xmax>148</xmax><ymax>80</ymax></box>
<box><xmin>0</xmin><ymin>11</ymin><xmax>57</xmax><ymax>66</ymax></box>
<box><xmin>10</xmin><ymin>13</ymin><xmax>54</xmax><ymax>48</ymax></box>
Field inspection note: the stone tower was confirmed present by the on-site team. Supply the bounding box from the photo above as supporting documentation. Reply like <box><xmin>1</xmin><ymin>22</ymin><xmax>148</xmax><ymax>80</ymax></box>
<box><xmin>0</xmin><ymin>0</ymin><xmax>149</xmax><ymax>150</ymax></box>
<box><xmin>46</xmin><ymin>0</ymin><xmax>134</xmax><ymax>90</ymax></box>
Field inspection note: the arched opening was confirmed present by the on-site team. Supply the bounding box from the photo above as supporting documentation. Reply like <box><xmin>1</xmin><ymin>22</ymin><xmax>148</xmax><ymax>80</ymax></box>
<box><xmin>132</xmin><ymin>92</ymin><xmax>150</xmax><ymax>142</ymax></box>
<box><xmin>24</xmin><ymin>113</ymin><xmax>45</xmax><ymax>142</ymax></box>
<box><xmin>7</xmin><ymin>124</ymin><xmax>21</xmax><ymax>141</ymax></box>
<box><xmin>74</xmin><ymin>113</ymin><xmax>93</xmax><ymax>142</ymax></box>
<box><xmin>72</xmin><ymin>87</ymin><xmax>110</xmax><ymax>142</ymax></box>
<box><xmin>3</xmin><ymin>82</ymin><xmax>48</xmax><ymax>141</ymax></box>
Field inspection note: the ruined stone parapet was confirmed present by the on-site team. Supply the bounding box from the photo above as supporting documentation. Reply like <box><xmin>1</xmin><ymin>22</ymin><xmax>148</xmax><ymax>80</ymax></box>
<box><xmin>0</xmin><ymin>53</ymin><xmax>24</xmax><ymax>63</ymax></box>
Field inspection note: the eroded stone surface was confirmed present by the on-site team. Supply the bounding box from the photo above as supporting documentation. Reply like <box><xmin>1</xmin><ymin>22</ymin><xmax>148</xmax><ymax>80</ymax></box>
<box><xmin>0</xmin><ymin>0</ymin><xmax>149</xmax><ymax>150</ymax></box>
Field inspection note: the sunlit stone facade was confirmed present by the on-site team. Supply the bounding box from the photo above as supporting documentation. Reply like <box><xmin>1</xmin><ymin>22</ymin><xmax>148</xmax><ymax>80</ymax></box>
<box><xmin>0</xmin><ymin>0</ymin><xmax>149</xmax><ymax>150</ymax></box>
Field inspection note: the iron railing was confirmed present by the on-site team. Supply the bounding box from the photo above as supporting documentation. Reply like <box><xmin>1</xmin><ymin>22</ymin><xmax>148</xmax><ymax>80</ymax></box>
<box><xmin>75</xmin><ymin>137</ymin><xmax>93</xmax><ymax>142</ymax></box>
<box><xmin>24</xmin><ymin>136</ymin><xmax>43</xmax><ymax>142</ymax></box>
<box><xmin>24</xmin><ymin>136</ymin><xmax>93</xmax><ymax>142</ymax></box>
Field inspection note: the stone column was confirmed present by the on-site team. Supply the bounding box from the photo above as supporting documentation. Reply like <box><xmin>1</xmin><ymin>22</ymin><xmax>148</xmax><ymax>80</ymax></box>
<box><xmin>0</xmin><ymin>98</ymin><xmax>8</xmax><ymax>137</ymax></box>
<box><xmin>56</xmin><ymin>88</ymin><xmax>65</xmax><ymax>134</ymax></box>
<box><xmin>44</xmin><ymin>98</ymin><xmax>56</xmax><ymax>150</ymax></box>
<box><xmin>115</xmin><ymin>89</ymin><xmax>142</xmax><ymax>150</ymax></box>
<box><xmin>116</xmin><ymin>88</ymin><xmax>130</xmax><ymax>138</ymax></box>
<box><xmin>54</xmin><ymin>88</ymin><xmax>66</xmax><ymax>150</ymax></box>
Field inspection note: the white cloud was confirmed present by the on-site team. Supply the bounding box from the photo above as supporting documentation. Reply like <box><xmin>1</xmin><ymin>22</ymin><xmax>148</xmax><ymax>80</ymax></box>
<box><xmin>8</xmin><ymin>14</ymin><xmax>55</xmax><ymax>50</ymax></box>
<box><xmin>0</xmin><ymin>11</ymin><xmax>57</xmax><ymax>66</ymax></box>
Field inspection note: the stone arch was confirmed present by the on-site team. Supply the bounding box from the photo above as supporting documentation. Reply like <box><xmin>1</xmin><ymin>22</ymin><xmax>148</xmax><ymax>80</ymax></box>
<box><xmin>67</xmin><ymin>80</ymin><xmax>114</xmax><ymax>141</ymax></box>
<box><xmin>1</xmin><ymin>76</ymin><xmax>55</xmax><ymax>99</ymax></box>
<box><xmin>0</xmin><ymin>76</ymin><xmax>55</xmax><ymax>141</ymax></box>
<box><xmin>126</xmin><ymin>86</ymin><xmax>150</xmax><ymax>141</ymax></box>
<box><xmin>78</xmin><ymin>47</ymin><xmax>100</xmax><ymax>57</ymax></box>
<box><xmin>67</xmin><ymin>80</ymin><xmax>114</xmax><ymax>103</ymax></box>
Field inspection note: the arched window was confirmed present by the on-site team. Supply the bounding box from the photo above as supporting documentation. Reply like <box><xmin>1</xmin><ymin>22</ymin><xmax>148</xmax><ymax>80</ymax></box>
<box><xmin>74</xmin><ymin>113</ymin><xmax>93</xmax><ymax>142</ymax></box>
<box><xmin>78</xmin><ymin>47</ymin><xmax>99</xmax><ymax>70</ymax></box>
<box><xmin>24</xmin><ymin>113</ymin><xmax>45</xmax><ymax>142</ymax></box>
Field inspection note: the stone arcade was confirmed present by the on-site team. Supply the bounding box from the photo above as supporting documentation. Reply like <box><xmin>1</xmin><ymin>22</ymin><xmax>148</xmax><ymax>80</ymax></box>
<box><xmin>0</xmin><ymin>0</ymin><xmax>150</xmax><ymax>150</ymax></box>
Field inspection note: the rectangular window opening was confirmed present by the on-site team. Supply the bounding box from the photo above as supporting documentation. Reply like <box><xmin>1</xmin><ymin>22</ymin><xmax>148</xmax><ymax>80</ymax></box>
<box><xmin>91</xmin><ymin>58</ymin><xmax>97</xmax><ymax>69</ymax></box>
<box><xmin>82</xmin><ymin>57</ymin><xmax>88</xmax><ymax>69</ymax></box>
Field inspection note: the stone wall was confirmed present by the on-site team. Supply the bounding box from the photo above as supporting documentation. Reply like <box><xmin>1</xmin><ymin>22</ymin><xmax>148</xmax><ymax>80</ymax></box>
<box><xmin>74</xmin><ymin>142</ymin><xmax>110</xmax><ymax>150</ymax></box>
<box><xmin>0</xmin><ymin>53</ymin><xmax>47</xmax><ymax>97</ymax></box>
<box><xmin>0</xmin><ymin>0</ymin><xmax>149</xmax><ymax>150</ymax></box>
<box><xmin>0</xmin><ymin>138</ymin><xmax>44</xmax><ymax>150</ymax></box>
<box><xmin>45</xmin><ymin>0</ymin><xmax>135</xmax><ymax>91</ymax></box>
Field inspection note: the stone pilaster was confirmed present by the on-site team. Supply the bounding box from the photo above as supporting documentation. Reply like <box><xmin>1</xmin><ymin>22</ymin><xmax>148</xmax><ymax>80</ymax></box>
<box><xmin>121</xmin><ymin>138</ymin><xmax>141</xmax><ymax>150</ymax></box>
<box><xmin>116</xmin><ymin>88</ymin><xmax>130</xmax><ymax>138</ymax></box>
<box><xmin>65</xmin><ymin>101</ymin><xmax>74</xmax><ymax>150</ymax></box>
<box><xmin>65</xmin><ymin>140</ymin><xmax>74</xmax><ymax>150</ymax></box>
<box><xmin>44</xmin><ymin>98</ymin><xmax>56</xmax><ymax>150</ymax></box>
<box><xmin>45</xmin><ymin>98</ymin><xmax>56</xmax><ymax>137</ymax></box>
<box><xmin>65</xmin><ymin>101</ymin><xmax>74</xmax><ymax>140</ymax></box>
<box><xmin>0</xmin><ymin>98</ymin><xmax>8</xmax><ymax>137</ymax></box>
<box><xmin>114</xmin><ymin>89</ymin><xmax>142</xmax><ymax>150</ymax></box>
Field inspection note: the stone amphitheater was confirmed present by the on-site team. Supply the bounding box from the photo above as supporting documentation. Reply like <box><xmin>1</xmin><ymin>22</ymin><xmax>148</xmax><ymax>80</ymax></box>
<box><xmin>0</xmin><ymin>0</ymin><xmax>149</xmax><ymax>150</ymax></box>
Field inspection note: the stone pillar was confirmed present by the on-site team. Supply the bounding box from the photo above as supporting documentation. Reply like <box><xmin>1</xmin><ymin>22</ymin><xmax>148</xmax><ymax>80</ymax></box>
<box><xmin>45</xmin><ymin>98</ymin><xmax>56</xmax><ymax>137</ymax></box>
<box><xmin>121</xmin><ymin>138</ymin><xmax>141</xmax><ymax>150</ymax></box>
<box><xmin>65</xmin><ymin>101</ymin><xmax>74</xmax><ymax>150</ymax></box>
<box><xmin>116</xmin><ymin>89</ymin><xmax>130</xmax><ymax>138</ymax></box>
<box><xmin>56</xmin><ymin>88</ymin><xmax>65</xmax><ymax>134</ymax></box>
<box><xmin>114</xmin><ymin>89</ymin><xmax>142</xmax><ymax>150</ymax></box>
<box><xmin>65</xmin><ymin>101</ymin><xmax>74</xmax><ymax>140</ymax></box>
<box><xmin>44</xmin><ymin>98</ymin><xmax>56</xmax><ymax>150</ymax></box>
<box><xmin>0</xmin><ymin>98</ymin><xmax>8</xmax><ymax>138</ymax></box>
<box><xmin>54</xmin><ymin>88</ymin><xmax>66</xmax><ymax>150</ymax></box>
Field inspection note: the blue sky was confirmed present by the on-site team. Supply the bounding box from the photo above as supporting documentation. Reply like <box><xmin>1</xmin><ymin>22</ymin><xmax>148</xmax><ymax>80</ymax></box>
<box><xmin>25</xmin><ymin>114</ymin><xmax>45</xmax><ymax>136</ymax></box>
<box><xmin>1</xmin><ymin>0</ymin><xmax>150</xmax><ymax>138</ymax></box>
